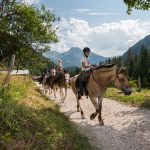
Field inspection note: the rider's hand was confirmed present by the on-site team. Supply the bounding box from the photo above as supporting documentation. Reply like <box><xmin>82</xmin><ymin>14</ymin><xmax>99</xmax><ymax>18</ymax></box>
<box><xmin>90</xmin><ymin>65</ymin><xmax>95</xmax><ymax>69</ymax></box>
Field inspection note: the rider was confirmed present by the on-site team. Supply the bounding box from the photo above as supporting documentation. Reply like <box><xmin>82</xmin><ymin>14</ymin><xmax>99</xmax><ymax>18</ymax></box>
<box><xmin>39</xmin><ymin>68</ymin><xmax>49</xmax><ymax>84</ymax></box>
<box><xmin>64</xmin><ymin>70</ymin><xmax>70</xmax><ymax>84</ymax></box>
<box><xmin>55</xmin><ymin>58</ymin><xmax>63</xmax><ymax>81</ymax></box>
<box><xmin>57</xmin><ymin>58</ymin><xmax>63</xmax><ymax>74</ymax></box>
<box><xmin>81</xmin><ymin>47</ymin><xmax>91</xmax><ymax>71</ymax></box>
<box><xmin>77</xmin><ymin>47</ymin><xmax>93</xmax><ymax>96</ymax></box>
<box><xmin>50</xmin><ymin>65</ymin><xmax>56</xmax><ymax>77</ymax></box>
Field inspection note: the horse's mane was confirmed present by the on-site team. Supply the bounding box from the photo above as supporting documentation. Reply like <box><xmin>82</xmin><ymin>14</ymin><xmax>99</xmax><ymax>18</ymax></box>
<box><xmin>95</xmin><ymin>64</ymin><xmax>117</xmax><ymax>71</ymax></box>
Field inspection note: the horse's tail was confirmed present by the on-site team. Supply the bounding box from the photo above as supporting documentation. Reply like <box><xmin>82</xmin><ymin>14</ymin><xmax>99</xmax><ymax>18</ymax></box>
<box><xmin>71</xmin><ymin>75</ymin><xmax>79</xmax><ymax>95</ymax></box>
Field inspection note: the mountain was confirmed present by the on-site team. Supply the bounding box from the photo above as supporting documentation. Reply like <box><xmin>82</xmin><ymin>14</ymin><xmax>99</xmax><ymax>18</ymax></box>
<box><xmin>43</xmin><ymin>50</ymin><xmax>60</xmax><ymax>64</ymax></box>
<box><xmin>43</xmin><ymin>47</ymin><xmax>107</xmax><ymax>67</ymax></box>
<box><xmin>122</xmin><ymin>35</ymin><xmax>150</xmax><ymax>59</ymax></box>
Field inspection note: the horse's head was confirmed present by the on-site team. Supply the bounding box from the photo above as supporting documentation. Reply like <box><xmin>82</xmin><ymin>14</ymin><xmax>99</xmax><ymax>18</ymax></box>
<box><xmin>113</xmin><ymin>67</ymin><xmax>132</xmax><ymax>95</ymax></box>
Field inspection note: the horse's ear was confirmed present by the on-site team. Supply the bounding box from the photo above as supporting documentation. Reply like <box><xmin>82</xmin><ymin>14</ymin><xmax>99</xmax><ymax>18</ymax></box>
<box><xmin>122</xmin><ymin>67</ymin><xmax>127</xmax><ymax>70</ymax></box>
<box><xmin>119</xmin><ymin>67</ymin><xmax>128</xmax><ymax>75</ymax></box>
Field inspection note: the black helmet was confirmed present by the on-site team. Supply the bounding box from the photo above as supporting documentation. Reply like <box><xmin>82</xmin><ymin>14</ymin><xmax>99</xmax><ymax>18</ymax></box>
<box><xmin>83</xmin><ymin>47</ymin><xmax>90</xmax><ymax>53</ymax></box>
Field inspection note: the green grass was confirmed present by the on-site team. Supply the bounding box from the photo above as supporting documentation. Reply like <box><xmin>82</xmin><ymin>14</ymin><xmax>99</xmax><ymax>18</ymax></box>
<box><xmin>105</xmin><ymin>88</ymin><xmax>150</xmax><ymax>109</ymax></box>
<box><xmin>0</xmin><ymin>75</ymin><xmax>93</xmax><ymax>150</ymax></box>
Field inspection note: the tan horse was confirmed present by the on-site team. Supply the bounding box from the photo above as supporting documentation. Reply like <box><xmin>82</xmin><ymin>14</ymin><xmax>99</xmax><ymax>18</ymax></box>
<box><xmin>71</xmin><ymin>65</ymin><xmax>132</xmax><ymax>125</ymax></box>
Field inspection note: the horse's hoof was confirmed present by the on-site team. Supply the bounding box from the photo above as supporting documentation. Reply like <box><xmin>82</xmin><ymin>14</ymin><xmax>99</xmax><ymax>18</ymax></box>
<box><xmin>99</xmin><ymin>120</ymin><xmax>104</xmax><ymax>126</ymax></box>
<box><xmin>90</xmin><ymin>113</ymin><xmax>96</xmax><ymax>120</ymax></box>
<box><xmin>81</xmin><ymin>115</ymin><xmax>85</xmax><ymax>119</ymax></box>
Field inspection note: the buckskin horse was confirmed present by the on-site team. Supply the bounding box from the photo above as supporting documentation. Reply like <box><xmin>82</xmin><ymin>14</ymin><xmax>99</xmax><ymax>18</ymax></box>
<box><xmin>52</xmin><ymin>72</ymin><xmax>69</xmax><ymax>101</ymax></box>
<box><xmin>71</xmin><ymin>64</ymin><xmax>132</xmax><ymax>126</ymax></box>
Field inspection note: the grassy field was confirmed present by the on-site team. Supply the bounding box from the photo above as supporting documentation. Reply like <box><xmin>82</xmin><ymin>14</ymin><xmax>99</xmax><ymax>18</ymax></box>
<box><xmin>105</xmin><ymin>88</ymin><xmax>150</xmax><ymax>109</ymax></box>
<box><xmin>0</xmin><ymin>75</ymin><xmax>93</xmax><ymax>150</ymax></box>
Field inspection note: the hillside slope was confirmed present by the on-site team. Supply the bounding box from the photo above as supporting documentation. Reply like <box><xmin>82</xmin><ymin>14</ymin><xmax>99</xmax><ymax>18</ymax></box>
<box><xmin>0</xmin><ymin>75</ymin><xmax>93</xmax><ymax>150</ymax></box>
<box><xmin>122</xmin><ymin>35</ymin><xmax>150</xmax><ymax>59</ymax></box>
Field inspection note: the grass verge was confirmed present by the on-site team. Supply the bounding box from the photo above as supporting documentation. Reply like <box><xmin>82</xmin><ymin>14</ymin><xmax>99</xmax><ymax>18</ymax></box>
<box><xmin>105</xmin><ymin>88</ymin><xmax>150</xmax><ymax>109</ymax></box>
<box><xmin>0</xmin><ymin>75</ymin><xmax>93</xmax><ymax>150</ymax></box>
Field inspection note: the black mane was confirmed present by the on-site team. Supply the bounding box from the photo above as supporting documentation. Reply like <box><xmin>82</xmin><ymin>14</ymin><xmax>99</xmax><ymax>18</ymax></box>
<box><xmin>95</xmin><ymin>64</ymin><xmax>116</xmax><ymax>70</ymax></box>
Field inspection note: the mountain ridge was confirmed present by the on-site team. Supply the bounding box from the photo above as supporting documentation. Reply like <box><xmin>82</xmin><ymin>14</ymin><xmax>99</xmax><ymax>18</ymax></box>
<box><xmin>122</xmin><ymin>35</ymin><xmax>150</xmax><ymax>59</ymax></box>
<box><xmin>43</xmin><ymin>47</ymin><xmax>107</xmax><ymax>67</ymax></box>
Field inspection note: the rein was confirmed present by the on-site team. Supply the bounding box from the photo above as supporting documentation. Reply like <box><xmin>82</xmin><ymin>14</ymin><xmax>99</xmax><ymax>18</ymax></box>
<box><xmin>91</xmin><ymin>71</ymin><xmax>107</xmax><ymax>90</ymax></box>
<box><xmin>91</xmin><ymin>69</ymin><xmax>124</xmax><ymax>91</ymax></box>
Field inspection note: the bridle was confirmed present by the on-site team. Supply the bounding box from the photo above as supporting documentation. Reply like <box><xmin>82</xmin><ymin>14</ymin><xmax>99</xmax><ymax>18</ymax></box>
<box><xmin>110</xmin><ymin>70</ymin><xmax>125</xmax><ymax>91</ymax></box>
<box><xmin>91</xmin><ymin>69</ymin><xmax>127</xmax><ymax>92</ymax></box>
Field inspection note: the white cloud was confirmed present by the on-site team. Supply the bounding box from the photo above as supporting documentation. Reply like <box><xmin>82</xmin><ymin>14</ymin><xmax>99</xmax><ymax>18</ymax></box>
<box><xmin>52</xmin><ymin>18</ymin><xmax>150</xmax><ymax>57</ymax></box>
<box><xmin>22</xmin><ymin>0</ymin><xmax>39</xmax><ymax>5</ymax></box>
<box><xmin>74</xmin><ymin>9</ymin><xmax>90</xmax><ymax>12</ymax></box>
<box><xmin>88</xmin><ymin>12</ymin><xmax>122</xmax><ymax>16</ymax></box>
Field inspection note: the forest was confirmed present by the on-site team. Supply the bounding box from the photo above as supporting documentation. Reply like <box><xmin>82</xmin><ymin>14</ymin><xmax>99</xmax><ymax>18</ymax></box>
<box><xmin>103</xmin><ymin>45</ymin><xmax>150</xmax><ymax>88</ymax></box>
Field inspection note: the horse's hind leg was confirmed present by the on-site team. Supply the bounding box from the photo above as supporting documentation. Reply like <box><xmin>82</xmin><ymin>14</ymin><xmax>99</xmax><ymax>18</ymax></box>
<box><xmin>89</xmin><ymin>96</ymin><xmax>99</xmax><ymax>120</ymax></box>
<box><xmin>98</xmin><ymin>96</ymin><xmax>104</xmax><ymax>126</ymax></box>
<box><xmin>76</xmin><ymin>93</ymin><xmax>80</xmax><ymax>112</ymax></box>
<box><xmin>50</xmin><ymin>88</ymin><xmax>53</xmax><ymax>94</ymax></box>
<box><xmin>77</xmin><ymin>93</ymin><xmax>84</xmax><ymax>119</ymax></box>
<box><xmin>60</xmin><ymin>88</ymin><xmax>63</xmax><ymax>100</ymax></box>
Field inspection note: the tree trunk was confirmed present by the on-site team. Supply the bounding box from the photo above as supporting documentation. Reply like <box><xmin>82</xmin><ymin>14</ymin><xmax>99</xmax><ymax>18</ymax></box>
<box><xmin>3</xmin><ymin>52</ymin><xmax>16</xmax><ymax>87</ymax></box>
<box><xmin>138</xmin><ymin>76</ymin><xmax>142</xmax><ymax>92</ymax></box>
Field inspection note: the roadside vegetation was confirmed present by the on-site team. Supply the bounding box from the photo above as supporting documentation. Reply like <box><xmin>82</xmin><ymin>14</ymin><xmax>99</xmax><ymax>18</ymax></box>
<box><xmin>0</xmin><ymin>75</ymin><xmax>93</xmax><ymax>150</ymax></box>
<box><xmin>105</xmin><ymin>87</ymin><xmax>150</xmax><ymax>109</ymax></box>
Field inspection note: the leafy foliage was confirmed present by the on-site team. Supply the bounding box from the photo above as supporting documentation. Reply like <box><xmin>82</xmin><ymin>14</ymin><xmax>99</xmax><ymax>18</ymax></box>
<box><xmin>124</xmin><ymin>0</ymin><xmax>150</xmax><ymax>14</ymax></box>
<box><xmin>0</xmin><ymin>0</ymin><xmax>58</xmax><ymax>84</ymax></box>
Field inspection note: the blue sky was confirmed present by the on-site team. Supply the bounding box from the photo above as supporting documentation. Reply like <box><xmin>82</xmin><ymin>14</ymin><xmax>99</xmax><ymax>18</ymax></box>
<box><xmin>25</xmin><ymin>0</ymin><xmax>150</xmax><ymax>57</ymax></box>
<box><xmin>37</xmin><ymin>0</ymin><xmax>150</xmax><ymax>26</ymax></box>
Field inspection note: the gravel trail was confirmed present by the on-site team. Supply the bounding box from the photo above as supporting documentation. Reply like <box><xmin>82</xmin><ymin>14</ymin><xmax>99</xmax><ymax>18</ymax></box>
<box><xmin>37</xmin><ymin>83</ymin><xmax>150</xmax><ymax>150</ymax></box>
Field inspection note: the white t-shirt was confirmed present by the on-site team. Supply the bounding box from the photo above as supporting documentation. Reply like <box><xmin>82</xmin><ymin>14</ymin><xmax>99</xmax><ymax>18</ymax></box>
<box><xmin>81</xmin><ymin>56</ymin><xmax>90</xmax><ymax>71</ymax></box>
<box><xmin>58</xmin><ymin>62</ymin><xmax>62</xmax><ymax>68</ymax></box>
<box><xmin>65</xmin><ymin>73</ymin><xmax>70</xmax><ymax>80</ymax></box>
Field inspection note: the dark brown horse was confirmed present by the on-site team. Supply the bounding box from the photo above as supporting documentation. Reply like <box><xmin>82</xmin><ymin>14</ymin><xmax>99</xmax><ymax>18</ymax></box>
<box><xmin>46</xmin><ymin>75</ymin><xmax>55</xmax><ymax>95</ymax></box>
<box><xmin>53</xmin><ymin>73</ymin><xmax>69</xmax><ymax>101</ymax></box>
<box><xmin>71</xmin><ymin>65</ymin><xmax>132</xmax><ymax>125</ymax></box>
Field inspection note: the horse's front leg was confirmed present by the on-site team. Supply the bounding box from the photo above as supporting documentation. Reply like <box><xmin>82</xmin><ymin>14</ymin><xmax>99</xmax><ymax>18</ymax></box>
<box><xmin>53</xmin><ymin>86</ymin><xmax>57</xmax><ymax>99</ymax></box>
<box><xmin>98</xmin><ymin>96</ymin><xmax>104</xmax><ymax>126</ymax></box>
<box><xmin>89</xmin><ymin>95</ymin><xmax>99</xmax><ymax>120</ymax></box>
<box><xmin>63</xmin><ymin>86</ymin><xmax>67</xmax><ymax>100</ymax></box>
<box><xmin>48</xmin><ymin>86</ymin><xmax>51</xmax><ymax>95</ymax></box>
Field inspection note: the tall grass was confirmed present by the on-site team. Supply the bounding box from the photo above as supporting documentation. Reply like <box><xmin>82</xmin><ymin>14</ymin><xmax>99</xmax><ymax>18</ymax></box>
<box><xmin>105</xmin><ymin>88</ymin><xmax>150</xmax><ymax>109</ymax></box>
<box><xmin>0</xmin><ymin>75</ymin><xmax>93</xmax><ymax>150</ymax></box>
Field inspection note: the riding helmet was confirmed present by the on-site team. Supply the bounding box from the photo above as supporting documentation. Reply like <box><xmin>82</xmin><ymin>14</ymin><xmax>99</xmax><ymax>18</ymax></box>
<box><xmin>83</xmin><ymin>47</ymin><xmax>90</xmax><ymax>53</ymax></box>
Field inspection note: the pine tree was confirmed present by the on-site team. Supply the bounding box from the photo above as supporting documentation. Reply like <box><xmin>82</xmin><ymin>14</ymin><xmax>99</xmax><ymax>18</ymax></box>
<box><xmin>139</xmin><ymin>45</ymin><xmax>149</xmax><ymax>87</ymax></box>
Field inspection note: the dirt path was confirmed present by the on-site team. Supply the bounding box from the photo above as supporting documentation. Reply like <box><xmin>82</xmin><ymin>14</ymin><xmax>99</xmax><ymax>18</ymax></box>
<box><xmin>37</xmin><ymin>83</ymin><xmax>150</xmax><ymax>150</ymax></box>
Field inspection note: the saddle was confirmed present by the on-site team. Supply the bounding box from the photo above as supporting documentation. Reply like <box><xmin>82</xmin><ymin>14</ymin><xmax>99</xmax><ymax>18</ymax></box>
<box><xmin>75</xmin><ymin>69</ymin><xmax>93</xmax><ymax>97</ymax></box>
